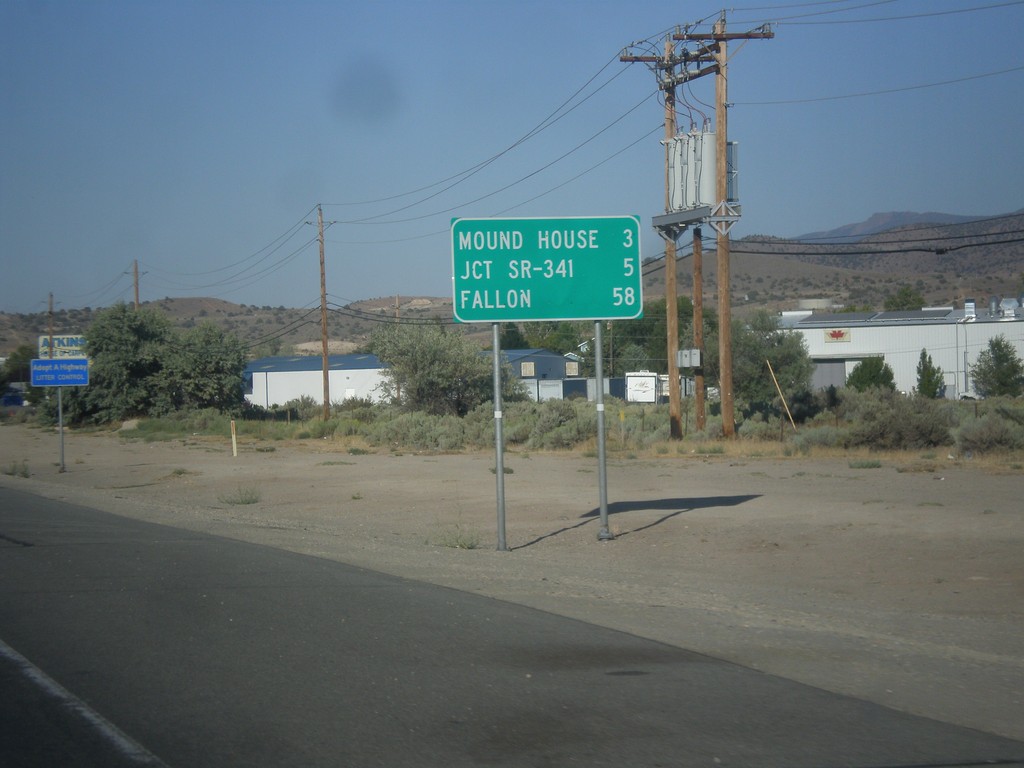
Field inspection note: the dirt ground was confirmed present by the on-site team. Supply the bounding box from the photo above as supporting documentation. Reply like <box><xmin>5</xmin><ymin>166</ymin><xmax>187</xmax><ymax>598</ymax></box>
<box><xmin>2</xmin><ymin>423</ymin><xmax>1022</xmax><ymax>741</ymax></box>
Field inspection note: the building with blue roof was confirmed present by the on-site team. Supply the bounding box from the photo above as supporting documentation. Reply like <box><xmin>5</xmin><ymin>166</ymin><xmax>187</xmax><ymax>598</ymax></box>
<box><xmin>244</xmin><ymin>354</ymin><xmax>387</xmax><ymax>408</ymax></box>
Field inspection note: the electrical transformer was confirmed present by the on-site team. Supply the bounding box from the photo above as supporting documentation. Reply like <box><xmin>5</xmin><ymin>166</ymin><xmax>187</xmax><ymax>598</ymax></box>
<box><xmin>663</xmin><ymin>130</ymin><xmax>738</xmax><ymax>212</ymax></box>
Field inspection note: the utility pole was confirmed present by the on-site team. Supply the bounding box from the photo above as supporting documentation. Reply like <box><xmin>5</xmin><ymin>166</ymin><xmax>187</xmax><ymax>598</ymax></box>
<box><xmin>394</xmin><ymin>295</ymin><xmax>401</xmax><ymax>403</ymax></box>
<box><xmin>692</xmin><ymin>227</ymin><xmax>706</xmax><ymax>430</ymax></box>
<box><xmin>623</xmin><ymin>17</ymin><xmax>771</xmax><ymax>438</ymax></box>
<box><xmin>133</xmin><ymin>260</ymin><xmax>140</xmax><ymax>309</ymax></box>
<box><xmin>661</xmin><ymin>37</ymin><xmax>683</xmax><ymax>439</ymax></box>
<box><xmin>621</xmin><ymin>36</ymin><xmax>690</xmax><ymax>439</ymax></box>
<box><xmin>318</xmin><ymin>204</ymin><xmax>330</xmax><ymax>421</ymax></box>
<box><xmin>714</xmin><ymin>17</ymin><xmax>735</xmax><ymax>437</ymax></box>
<box><xmin>48</xmin><ymin>292</ymin><xmax>55</xmax><ymax>359</ymax></box>
<box><xmin>675</xmin><ymin>15</ymin><xmax>773</xmax><ymax>438</ymax></box>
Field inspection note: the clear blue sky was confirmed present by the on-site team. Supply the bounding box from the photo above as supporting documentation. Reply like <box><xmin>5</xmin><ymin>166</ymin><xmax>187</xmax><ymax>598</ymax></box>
<box><xmin>2</xmin><ymin>0</ymin><xmax>1022</xmax><ymax>314</ymax></box>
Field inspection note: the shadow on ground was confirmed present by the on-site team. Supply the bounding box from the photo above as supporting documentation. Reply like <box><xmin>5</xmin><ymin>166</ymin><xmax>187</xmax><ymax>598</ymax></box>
<box><xmin>513</xmin><ymin>494</ymin><xmax>759</xmax><ymax>550</ymax></box>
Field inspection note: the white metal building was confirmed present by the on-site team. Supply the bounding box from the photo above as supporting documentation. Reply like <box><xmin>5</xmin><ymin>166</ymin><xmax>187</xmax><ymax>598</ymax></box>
<box><xmin>244</xmin><ymin>354</ymin><xmax>388</xmax><ymax>408</ymax></box>
<box><xmin>779</xmin><ymin>299</ymin><xmax>1024</xmax><ymax>398</ymax></box>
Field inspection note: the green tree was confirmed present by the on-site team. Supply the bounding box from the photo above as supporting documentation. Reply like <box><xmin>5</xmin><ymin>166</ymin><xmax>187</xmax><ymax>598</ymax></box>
<box><xmin>971</xmin><ymin>335</ymin><xmax>1024</xmax><ymax>397</ymax></box>
<box><xmin>157</xmin><ymin>322</ymin><xmax>248</xmax><ymax>414</ymax></box>
<box><xmin>498</xmin><ymin>323</ymin><xmax>530</xmax><ymax>350</ymax></box>
<box><xmin>915</xmin><ymin>348</ymin><xmax>945</xmax><ymax>398</ymax></box>
<box><xmin>521</xmin><ymin>320</ymin><xmax>586</xmax><ymax>356</ymax></box>
<box><xmin>728</xmin><ymin>310</ymin><xmax>814</xmax><ymax>416</ymax></box>
<box><xmin>68</xmin><ymin>303</ymin><xmax>176</xmax><ymax>423</ymax></box>
<box><xmin>370</xmin><ymin>323</ymin><xmax>523</xmax><ymax>416</ymax></box>
<box><xmin>1</xmin><ymin>344</ymin><xmax>40</xmax><ymax>404</ymax></box>
<box><xmin>47</xmin><ymin>303</ymin><xmax>248</xmax><ymax>425</ymax></box>
<box><xmin>847</xmin><ymin>357</ymin><xmax>896</xmax><ymax>392</ymax></box>
<box><xmin>578</xmin><ymin>296</ymin><xmax>695</xmax><ymax>377</ymax></box>
<box><xmin>883</xmin><ymin>285</ymin><xmax>925</xmax><ymax>311</ymax></box>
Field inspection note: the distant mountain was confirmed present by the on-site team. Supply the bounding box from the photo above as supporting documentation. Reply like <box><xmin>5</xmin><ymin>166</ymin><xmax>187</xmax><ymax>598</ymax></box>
<box><xmin>796</xmin><ymin>211</ymin><xmax>1004</xmax><ymax>242</ymax></box>
<box><xmin>661</xmin><ymin>209</ymin><xmax>1024</xmax><ymax>314</ymax></box>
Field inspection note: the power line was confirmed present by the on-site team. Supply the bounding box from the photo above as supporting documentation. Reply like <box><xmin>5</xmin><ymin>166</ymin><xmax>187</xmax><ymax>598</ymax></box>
<box><xmin>777</xmin><ymin>0</ymin><xmax>1024</xmax><ymax>25</ymax></box>
<box><xmin>330</xmin><ymin>88</ymin><xmax>660</xmax><ymax>226</ymax></box>
<box><xmin>142</xmin><ymin>207</ymin><xmax>317</xmax><ymax>278</ymax></box>
<box><xmin>732</xmin><ymin>233</ymin><xmax>1024</xmax><ymax>257</ymax></box>
<box><xmin>780</xmin><ymin>212</ymin><xmax>1024</xmax><ymax>242</ymax></box>
<box><xmin>323</xmin><ymin>122</ymin><xmax>663</xmax><ymax>248</ymax></box>
<box><xmin>730</xmin><ymin>0</ymin><xmax>1023</xmax><ymax>24</ymax></box>
<box><xmin>320</xmin><ymin>52</ymin><xmax>631</xmax><ymax>216</ymax></box>
<box><xmin>142</xmin><ymin>235</ymin><xmax>319</xmax><ymax>296</ymax></box>
<box><xmin>736</xmin><ymin>64</ymin><xmax>1024</xmax><ymax>104</ymax></box>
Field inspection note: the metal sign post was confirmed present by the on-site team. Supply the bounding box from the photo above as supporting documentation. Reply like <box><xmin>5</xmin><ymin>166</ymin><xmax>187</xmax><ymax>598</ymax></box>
<box><xmin>31</xmin><ymin>358</ymin><xmax>89</xmax><ymax>473</ymax></box>
<box><xmin>594</xmin><ymin>321</ymin><xmax>613</xmax><ymax>541</ymax></box>
<box><xmin>451</xmin><ymin>215</ymin><xmax>643</xmax><ymax>546</ymax></box>
<box><xmin>492</xmin><ymin>323</ymin><xmax>508</xmax><ymax>552</ymax></box>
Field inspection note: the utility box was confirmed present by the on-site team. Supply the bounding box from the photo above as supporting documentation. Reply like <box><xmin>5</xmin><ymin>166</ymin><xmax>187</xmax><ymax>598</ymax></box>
<box><xmin>664</xmin><ymin>130</ymin><xmax>739</xmax><ymax>211</ymax></box>
<box><xmin>677</xmin><ymin>349</ymin><xmax>702</xmax><ymax>368</ymax></box>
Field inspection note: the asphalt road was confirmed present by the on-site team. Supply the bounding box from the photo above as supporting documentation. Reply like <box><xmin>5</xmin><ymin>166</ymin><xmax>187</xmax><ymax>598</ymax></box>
<box><xmin>1</xmin><ymin>486</ymin><xmax>1022</xmax><ymax>768</ymax></box>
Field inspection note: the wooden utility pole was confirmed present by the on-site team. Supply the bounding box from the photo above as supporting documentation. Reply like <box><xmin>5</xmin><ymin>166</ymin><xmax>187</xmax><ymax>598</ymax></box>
<box><xmin>624</xmin><ymin>19</ymin><xmax>771</xmax><ymax>438</ymax></box>
<box><xmin>661</xmin><ymin>37</ymin><xmax>683</xmax><ymax>440</ymax></box>
<box><xmin>133</xmin><ymin>260</ymin><xmax>140</xmax><ymax>309</ymax></box>
<box><xmin>318</xmin><ymin>204</ymin><xmax>330</xmax><ymax>421</ymax></box>
<box><xmin>621</xmin><ymin>37</ymin><xmax>688</xmax><ymax>439</ymax></box>
<box><xmin>692</xmin><ymin>227</ymin><xmax>706</xmax><ymax>431</ymax></box>
<box><xmin>713</xmin><ymin>18</ymin><xmax>735</xmax><ymax>437</ymax></box>
<box><xmin>48</xmin><ymin>292</ymin><xmax>55</xmax><ymax>359</ymax></box>
<box><xmin>675</xmin><ymin>16</ymin><xmax>773</xmax><ymax>438</ymax></box>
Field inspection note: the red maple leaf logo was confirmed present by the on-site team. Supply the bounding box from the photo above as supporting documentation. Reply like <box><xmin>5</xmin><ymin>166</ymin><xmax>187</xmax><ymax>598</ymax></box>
<box><xmin>828</xmin><ymin>330</ymin><xmax>848</xmax><ymax>340</ymax></box>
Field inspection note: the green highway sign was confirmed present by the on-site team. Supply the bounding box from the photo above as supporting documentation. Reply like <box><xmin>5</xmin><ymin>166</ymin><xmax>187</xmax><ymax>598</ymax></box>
<box><xmin>451</xmin><ymin>216</ymin><xmax>643</xmax><ymax>322</ymax></box>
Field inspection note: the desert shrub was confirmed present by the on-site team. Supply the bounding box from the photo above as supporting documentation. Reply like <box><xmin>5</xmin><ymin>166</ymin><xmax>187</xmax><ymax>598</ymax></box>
<box><xmin>333</xmin><ymin>417</ymin><xmax>370</xmax><ymax>437</ymax></box>
<box><xmin>786</xmin><ymin>388</ymin><xmax>824</xmax><ymax>423</ymax></box>
<box><xmin>283</xmin><ymin>396</ymin><xmax>321</xmax><ymax>421</ymax></box>
<box><xmin>453</xmin><ymin>403</ymin><xmax>495</xmax><ymax>449</ymax></box>
<box><xmin>841</xmin><ymin>389</ymin><xmax>953</xmax><ymax>450</ymax></box>
<box><xmin>366</xmin><ymin>411</ymin><xmax>466</xmax><ymax>452</ymax></box>
<box><xmin>306</xmin><ymin>419</ymin><xmax>338</xmax><ymax>439</ymax></box>
<box><xmin>526</xmin><ymin>399</ymin><xmax>596</xmax><ymax>450</ymax></box>
<box><xmin>0</xmin><ymin>407</ymin><xmax>34</xmax><ymax>425</ymax></box>
<box><xmin>737</xmin><ymin>413</ymin><xmax>782</xmax><ymax>441</ymax></box>
<box><xmin>791</xmin><ymin>425</ymin><xmax>847</xmax><ymax>454</ymax></box>
<box><xmin>218</xmin><ymin>485</ymin><xmax>261</xmax><ymax>505</ymax></box>
<box><xmin>954</xmin><ymin>413</ymin><xmax>1024</xmax><ymax>454</ymax></box>
<box><xmin>121</xmin><ymin>408</ymin><xmax>235</xmax><ymax>440</ymax></box>
<box><xmin>459</xmin><ymin>400</ymin><xmax>546</xmax><ymax>448</ymax></box>
<box><xmin>500</xmin><ymin>401</ymin><xmax>540</xmax><ymax>445</ymax></box>
<box><xmin>609</xmin><ymin>401</ymin><xmax>672</xmax><ymax>447</ymax></box>
<box><xmin>3</xmin><ymin>459</ymin><xmax>30</xmax><ymax>478</ymax></box>
<box><xmin>332</xmin><ymin>397</ymin><xmax>379</xmax><ymax>423</ymax></box>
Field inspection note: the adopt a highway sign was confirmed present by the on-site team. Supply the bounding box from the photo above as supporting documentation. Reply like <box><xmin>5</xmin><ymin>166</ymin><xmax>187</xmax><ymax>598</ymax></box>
<box><xmin>451</xmin><ymin>216</ymin><xmax>643</xmax><ymax>323</ymax></box>
<box><xmin>31</xmin><ymin>358</ymin><xmax>90</xmax><ymax>387</ymax></box>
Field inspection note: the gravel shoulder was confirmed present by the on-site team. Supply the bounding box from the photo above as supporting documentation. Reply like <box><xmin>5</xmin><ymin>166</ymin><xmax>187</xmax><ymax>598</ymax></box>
<box><xmin>2</xmin><ymin>423</ymin><xmax>1022</xmax><ymax>740</ymax></box>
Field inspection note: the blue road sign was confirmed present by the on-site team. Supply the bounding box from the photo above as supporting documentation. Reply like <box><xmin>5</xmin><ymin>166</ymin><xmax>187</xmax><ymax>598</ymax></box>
<box><xmin>31</xmin><ymin>358</ymin><xmax>90</xmax><ymax>387</ymax></box>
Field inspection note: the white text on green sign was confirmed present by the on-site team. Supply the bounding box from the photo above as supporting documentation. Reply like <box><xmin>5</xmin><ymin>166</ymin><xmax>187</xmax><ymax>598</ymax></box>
<box><xmin>451</xmin><ymin>216</ymin><xmax>643</xmax><ymax>322</ymax></box>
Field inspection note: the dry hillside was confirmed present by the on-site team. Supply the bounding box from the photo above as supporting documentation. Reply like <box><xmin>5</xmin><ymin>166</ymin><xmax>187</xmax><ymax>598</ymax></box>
<box><xmin>2</xmin><ymin>211</ymin><xmax>1021</xmax><ymax>359</ymax></box>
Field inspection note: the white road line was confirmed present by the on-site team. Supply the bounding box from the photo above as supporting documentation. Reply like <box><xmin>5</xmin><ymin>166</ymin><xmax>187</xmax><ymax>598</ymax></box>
<box><xmin>0</xmin><ymin>637</ymin><xmax>169</xmax><ymax>767</ymax></box>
